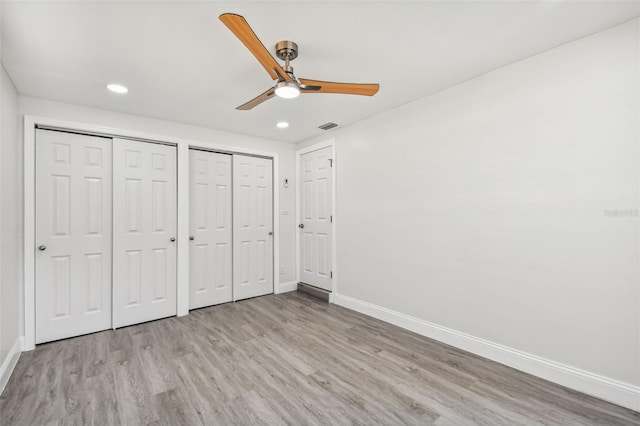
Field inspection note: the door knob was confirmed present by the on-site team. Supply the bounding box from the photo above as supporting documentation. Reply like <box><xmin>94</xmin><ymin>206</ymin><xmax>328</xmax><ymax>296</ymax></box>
<box><xmin>268</xmin><ymin>231</ymin><xmax>273</xmax><ymax>236</ymax></box>
<box><xmin>189</xmin><ymin>236</ymin><xmax>195</xmax><ymax>241</ymax></box>
<box><xmin>170</xmin><ymin>237</ymin><xmax>176</xmax><ymax>242</ymax></box>
<box><xmin>298</xmin><ymin>223</ymin><xmax>304</xmax><ymax>229</ymax></box>
<box><xmin>38</xmin><ymin>245</ymin><xmax>46</xmax><ymax>251</ymax></box>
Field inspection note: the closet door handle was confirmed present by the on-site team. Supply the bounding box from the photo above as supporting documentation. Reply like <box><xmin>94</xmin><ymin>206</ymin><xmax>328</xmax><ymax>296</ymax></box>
<box><xmin>170</xmin><ymin>237</ymin><xmax>176</xmax><ymax>242</ymax></box>
<box><xmin>38</xmin><ymin>245</ymin><xmax>46</xmax><ymax>251</ymax></box>
<box><xmin>189</xmin><ymin>236</ymin><xmax>195</xmax><ymax>241</ymax></box>
<box><xmin>268</xmin><ymin>231</ymin><xmax>273</xmax><ymax>236</ymax></box>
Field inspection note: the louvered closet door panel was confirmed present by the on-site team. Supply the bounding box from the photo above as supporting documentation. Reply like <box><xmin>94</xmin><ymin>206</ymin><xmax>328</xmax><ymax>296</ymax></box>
<box><xmin>233</xmin><ymin>155</ymin><xmax>273</xmax><ymax>301</ymax></box>
<box><xmin>35</xmin><ymin>129</ymin><xmax>112</xmax><ymax>343</ymax></box>
<box><xmin>189</xmin><ymin>150</ymin><xmax>232</xmax><ymax>309</ymax></box>
<box><xmin>299</xmin><ymin>146</ymin><xmax>332</xmax><ymax>291</ymax></box>
<box><xmin>113</xmin><ymin>139</ymin><xmax>177</xmax><ymax>328</ymax></box>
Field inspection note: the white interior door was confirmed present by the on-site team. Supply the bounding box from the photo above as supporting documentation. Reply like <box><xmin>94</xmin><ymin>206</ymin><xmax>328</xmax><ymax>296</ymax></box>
<box><xmin>189</xmin><ymin>149</ymin><xmax>232</xmax><ymax>309</ymax></box>
<box><xmin>35</xmin><ymin>129</ymin><xmax>112</xmax><ymax>343</ymax></box>
<box><xmin>299</xmin><ymin>146</ymin><xmax>333</xmax><ymax>291</ymax></box>
<box><xmin>233</xmin><ymin>155</ymin><xmax>273</xmax><ymax>301</ymax></box>
<box><xmin>113</xmin><ymin>139</ymin><xmax>177</xmax><ymax>328</ymax></box>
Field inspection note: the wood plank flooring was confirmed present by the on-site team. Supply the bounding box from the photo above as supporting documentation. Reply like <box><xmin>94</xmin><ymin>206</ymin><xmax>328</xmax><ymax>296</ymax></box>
<box><xmin>1</xmin><ymin>291</ymin><xmax>638</xmax><ymax>425</ymax></box>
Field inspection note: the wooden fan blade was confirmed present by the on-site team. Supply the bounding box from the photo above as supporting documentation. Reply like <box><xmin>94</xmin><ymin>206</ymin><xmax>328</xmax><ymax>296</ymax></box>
<box><xmin>299</xmin><ymin>78</ymin><xmax>379</xmax><ymax>96</ymax></box>
<box><xmin>236</xmin><ymin>87</ymin><xmax>276</xmax><ymax>110</ymax></box>
<box><xmin>219</xmin><ymin>13</ymin><xmax>293</xmax><ymax>82</ymax></box>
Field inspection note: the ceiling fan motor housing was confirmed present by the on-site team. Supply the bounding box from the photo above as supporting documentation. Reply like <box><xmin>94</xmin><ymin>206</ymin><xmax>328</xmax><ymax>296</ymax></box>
<box><xmin>276</xmin><ymin>40</ymin><xmax>298</xmax><ymax>61</ymax></box>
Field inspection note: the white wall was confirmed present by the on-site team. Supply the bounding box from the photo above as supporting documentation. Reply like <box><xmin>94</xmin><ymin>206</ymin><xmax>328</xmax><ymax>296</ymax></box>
<box><xmin>301</xmin><ymin>19</ymin><xmax>639</xmax><ymax>405</ymax></box>
<box><xmin>18</xmin><ymin>96</ymin><xmax>298</xmax><ymax>327</ymax></box>
<box><xmin>1</xmin><ymin>63</ymin><xmax>21</xmax><ymax>388</ymax></box>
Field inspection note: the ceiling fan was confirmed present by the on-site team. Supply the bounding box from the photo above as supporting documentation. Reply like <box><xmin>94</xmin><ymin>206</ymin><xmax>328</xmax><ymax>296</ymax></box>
<box><xmin>219</xmin><ymin>13</ymin><xmax>380</xmax><ymax>110</ymax></box>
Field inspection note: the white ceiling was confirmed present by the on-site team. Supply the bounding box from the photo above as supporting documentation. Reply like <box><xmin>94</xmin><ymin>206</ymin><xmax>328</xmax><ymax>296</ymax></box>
<box><xmin>2</xmin><ymin>1</ymin><xmax>638</xmax><ymax>143</ymax></box>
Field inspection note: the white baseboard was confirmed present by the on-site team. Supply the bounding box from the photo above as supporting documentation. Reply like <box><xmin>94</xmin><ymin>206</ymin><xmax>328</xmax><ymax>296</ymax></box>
<box><xmin>334</xmin><ymin>294</ymin><xmax>640</xmax><ymax>412</ymax></box>
<box><xmin>278</xmin><ymin>281</ymin><xmax>298</xmax><ymax>294</ymax></box>
<box><xmin>0</xmin><ymin>337</ymin><xmax>23</xmax><ymax>395</ymax></box>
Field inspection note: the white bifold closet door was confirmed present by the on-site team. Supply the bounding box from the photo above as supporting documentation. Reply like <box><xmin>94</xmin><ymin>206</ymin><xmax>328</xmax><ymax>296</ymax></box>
<box><xmin>113</xmin><ymin>138</ymin><xmax>177</xmax><ymax>328</ymax></box>
<box><xmin>299</xmin><ymin>146</ymin><xmax>333</xmax><ymax>291</ymax></box>
<box><xmin>189</xmin><ymin>149</ymin><xmax>232</xmax><ymax>309</ymax></box>
<box><xmin>35</xmin><ymin>129</ymin><xmax>112</xmax><ymax>344</ymax></box>
<box><xmin>233</xmin><ymin>155</ymin><xmax>274</xmax><ymax>301</ymax></box>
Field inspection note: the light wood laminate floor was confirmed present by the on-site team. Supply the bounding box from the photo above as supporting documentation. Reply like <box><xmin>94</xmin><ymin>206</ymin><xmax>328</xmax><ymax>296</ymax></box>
<box><xmin>1</xmin><ymin>291</ymin><xmax>638</xmax><ymax>425</ymax></box>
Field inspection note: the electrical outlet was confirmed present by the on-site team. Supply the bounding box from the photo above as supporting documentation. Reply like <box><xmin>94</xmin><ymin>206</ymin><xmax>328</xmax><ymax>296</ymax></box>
<box><xmin>280</xmin><ymin>266</ymin><xmax>285</xmax><ymax>274</ymax></box>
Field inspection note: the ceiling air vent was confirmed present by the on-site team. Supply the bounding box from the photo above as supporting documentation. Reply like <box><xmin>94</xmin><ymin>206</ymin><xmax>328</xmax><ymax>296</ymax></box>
<box><xmin>318</xmin><ymin>122</ymin><xmax>338</xmax><ymax>131</ymax></box>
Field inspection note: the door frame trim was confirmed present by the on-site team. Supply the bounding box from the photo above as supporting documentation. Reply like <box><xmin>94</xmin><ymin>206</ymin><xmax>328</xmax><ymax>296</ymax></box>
<box><xmin>295</xmin><ymin>139</ymin><xmax>337</xmax><ymax>300</ymax></box>
<box><xmin>24</xmin><ymin>115</ymin><xmax>281</xmax><ymax>350</ymax></box>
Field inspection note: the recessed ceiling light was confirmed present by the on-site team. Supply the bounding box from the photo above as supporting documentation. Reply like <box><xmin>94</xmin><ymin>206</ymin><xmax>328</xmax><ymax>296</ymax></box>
<box><xmin>276</xmin><ymin>121</ymin><xmax>290</xmax><ymax>129</ymax></box>
<box><xmin>107</xmin><ymin>83</ymin><xmax>128</xmax><ymax>94</ymax></box>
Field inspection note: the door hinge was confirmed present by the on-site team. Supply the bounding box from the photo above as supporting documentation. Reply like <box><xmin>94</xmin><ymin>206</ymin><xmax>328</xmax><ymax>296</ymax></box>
<box><xmin>329</xmin><ymin>158</ymin><xmax>333</xmax><ymax>167</ymax></box>
<box><xmin>330</xmin><ymin>215</ymin><xmax>333</xmax><ymax>223</ymax></box>
<box><xmin>330</xmin><ymin>271</ymin><xmax>333</xmax><ymax>279</ymax></box>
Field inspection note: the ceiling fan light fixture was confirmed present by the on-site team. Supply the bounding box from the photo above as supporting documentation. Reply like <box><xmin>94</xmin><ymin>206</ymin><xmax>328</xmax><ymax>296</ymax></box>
<box><xmin>274</xmin><ymin>81</ymin><xmax>300</xmax><ymax>99</ymax></box>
